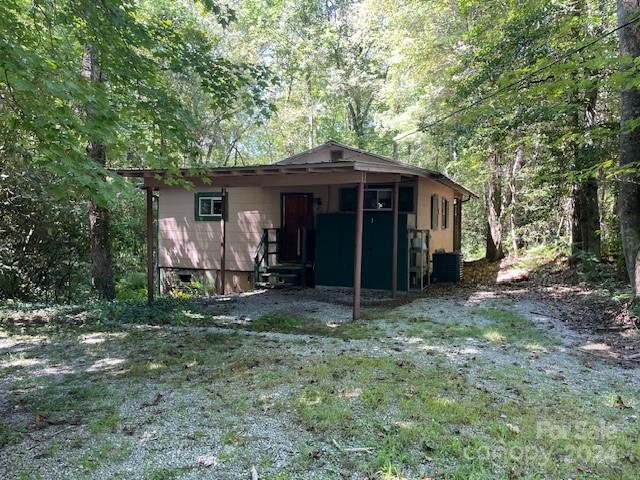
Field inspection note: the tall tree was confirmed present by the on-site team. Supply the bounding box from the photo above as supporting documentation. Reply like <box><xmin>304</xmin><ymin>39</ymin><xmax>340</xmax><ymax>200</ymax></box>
<box><xmin>486</xmin><ymin>150</ymin><xmax>505</xmax><ymax>261</ymax></box>
<box><xmin>618</xmin><ymin>0</ymin><xmax>640</xmax><ymax>295</ymax></box>
<box><xmin>83</xmin><ymin>44</ymin><xmax>115</xmax><ymax>299</ymax></box>
<box><xmin>508</xmin><ymin>143</ymin><xmax>525</xmax><ymax>256</ymax></box>
<box><xmin>569</xmin><ymin>0</ymin><xmax>603</xmax><ymax>259</ymax></box>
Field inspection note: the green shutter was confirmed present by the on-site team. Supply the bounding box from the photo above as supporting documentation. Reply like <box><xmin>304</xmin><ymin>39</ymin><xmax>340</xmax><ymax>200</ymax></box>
<box><xmin>339</xmin><ymin>187</ymin><xmax>357</xmax><ymax>211</ymax></box>
<box><xmin>399</xmin><ymin>186</ymin><xmax>414</xmax><ymax>212</ymax></box>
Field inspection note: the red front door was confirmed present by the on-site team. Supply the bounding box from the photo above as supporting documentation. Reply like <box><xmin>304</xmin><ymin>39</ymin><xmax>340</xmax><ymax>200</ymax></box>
<box><xmin>282</xmin><ymin>194</ymin><xmax>314</xmax><ymax>262</ymax></box>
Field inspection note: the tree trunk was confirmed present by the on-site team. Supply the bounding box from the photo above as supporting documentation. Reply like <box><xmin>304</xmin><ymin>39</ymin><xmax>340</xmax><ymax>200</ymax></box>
<box><xmin>486</xmin><ymin>152</ymin><xmax>504</xmax><ymax>261</ymax></box>
<box><xmin>509</xmin><ymin>144</ymin><xmax>524</xmax><ymax>256</ymax></box>
<box><xmin>84</xmin><ymin>45</ymin><xmax>115</xmax><ymax>300</ymax></box>
<box><xmin>305</xmin><ymin>75</ymin><xmax>314</xmax><ymax>149</ymax></box>
<box><xmin>88</xmin><ymin>197</ymin><xmax>115</xmax><ymax>300</ymax></box>
<box><xmin>570</xmin><ymin>0</ymin><xmax>602</xmax><ymax>260</ymax></box>
<box><xmin>571</xmin><ymin>86</ymin><xmax>602</xmax><ymax>259</ymax></box>
<box><xmin>618</xmin><ymin>0</ymin><xmax>640</xmax><ymax>295</ymax></box>
<box><xmin>574</xmin><ymin>178</ymin><xmax>601</xmax><ymax>257</ymax></box>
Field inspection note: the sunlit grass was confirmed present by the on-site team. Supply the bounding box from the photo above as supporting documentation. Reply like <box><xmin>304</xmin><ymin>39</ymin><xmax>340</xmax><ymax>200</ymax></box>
<box><xmin>237</xmin><ymin>313</ymin><xmax>379</xmax><ymax>339</ymax></box>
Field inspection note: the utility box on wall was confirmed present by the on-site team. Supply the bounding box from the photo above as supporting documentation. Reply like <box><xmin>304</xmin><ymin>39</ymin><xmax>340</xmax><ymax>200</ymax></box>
<box><xmin>315</xmin><ymin>212</ymin><xmax>409</xmax><ymax>291</ymax></box>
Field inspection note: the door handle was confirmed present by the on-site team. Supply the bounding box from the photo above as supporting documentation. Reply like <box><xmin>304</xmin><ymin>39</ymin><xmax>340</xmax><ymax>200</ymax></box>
<box><xmin>297</xmin><ymin>228</ymin><xmax>301</xmax><ymax>256</ymax></box>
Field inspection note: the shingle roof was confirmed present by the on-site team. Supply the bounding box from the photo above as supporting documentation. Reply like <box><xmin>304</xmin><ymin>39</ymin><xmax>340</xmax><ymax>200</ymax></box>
<box><xmin>276</xmin><ymin>140</ymin><xmax>476</xmax><ymax>198</ymax></box>
<box><xmin>114</xmin><ymin>140</ymin><xmax>476</xmax><ymax>198</ymax></box>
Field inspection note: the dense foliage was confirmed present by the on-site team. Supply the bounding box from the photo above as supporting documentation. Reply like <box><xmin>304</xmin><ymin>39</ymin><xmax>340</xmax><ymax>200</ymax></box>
<box><xmin>2</xmin><ymin>0</ymin><xmax>640</xmax><ymax>300</ymax></box>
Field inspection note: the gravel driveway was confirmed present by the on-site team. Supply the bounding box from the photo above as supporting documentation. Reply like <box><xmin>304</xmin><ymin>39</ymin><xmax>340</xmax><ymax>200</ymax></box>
<box><xmin>1</xmin><ymin>288</ymin><xmax>639</xmax><ymax>479</ymax></box>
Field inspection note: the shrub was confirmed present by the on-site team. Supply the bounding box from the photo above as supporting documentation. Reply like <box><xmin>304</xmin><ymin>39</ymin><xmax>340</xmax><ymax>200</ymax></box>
<box><xmin>115</xmin><ymin>272</ymin><xmax>147</xmax><ymax>300</ymax></box>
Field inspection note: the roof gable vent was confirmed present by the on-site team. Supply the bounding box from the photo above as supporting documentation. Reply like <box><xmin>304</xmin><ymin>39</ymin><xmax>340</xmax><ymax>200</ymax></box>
<box><xmin>330</xmin><ymin>150</ymin><xmax>344</xmax><ymax>162</ymax></box>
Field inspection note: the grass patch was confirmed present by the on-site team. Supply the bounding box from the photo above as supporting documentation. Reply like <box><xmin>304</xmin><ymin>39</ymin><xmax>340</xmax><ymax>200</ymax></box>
<box><xmin>404</xmin><ymin>307</ymin><xmax>553</xmax><ymax>348</ymax></box>
<box><xmin>0</xmin><ymin>421</ymin><xmax>23</xmax><ymax>447</ymax></box>
<box><xmin>474</xmin><ymin>307</ymin><xmax>553</xmax><ymax>346</ymax></box>
<box><xmin>3</xmin><ymin>294</ymin><xmax>639</xmax><ymax>479</ymax></box>
<box><xmin>360</xmin><ymin>308</ymin><xmax>404</xmax><ymax>321</ymax></box>
<box><xmin>90</xmin><ymin>411</ymin><xmax>120</xmax><ymax>434</ymax></box>
<box><xmin>221</xmin><ymin>430</ymin><xmax>250</xmax><ymax>446</ymax></box>
<box><xmin>286</xmin><ymin>353</ymin><xmax>640</xmax><ymax>478</ymax></box>
<box><xmin>79</xmin><ymin>440</ymin><xmax>131</xmax><ymax>472</ymax></box>
<box><xmin>0</xmin><ymin>298</ymin><xmax>215</xmax><ymax>336</ymax></box>
<box><xmin>142</xmin><ymin>467</ymin><xmax>185</xmax><ymax>480</ymax></box>
<box><xmin>242</xmin><ymin>313</ymin><xmax>376</xmax><ymax>339</ymax></box>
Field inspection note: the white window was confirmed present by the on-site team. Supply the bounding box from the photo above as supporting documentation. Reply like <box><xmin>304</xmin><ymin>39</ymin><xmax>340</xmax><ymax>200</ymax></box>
<box><xmin>364</xmin><ymin>188</ymin><xmax>393</xmax><ymax>211</ymax></box>
<box><xmin>197</xmin><ymin>194</ymin><xmax>223</xmax><ymax>220</ymax></box>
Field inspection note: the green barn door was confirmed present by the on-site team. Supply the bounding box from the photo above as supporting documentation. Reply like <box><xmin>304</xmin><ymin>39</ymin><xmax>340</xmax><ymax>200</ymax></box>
<box><xmin>315</xmin><ymin>212</ymin><xmax>408</xmax><ymax>291</ymax></box>
<box><xmin>361</xmin><ymin>212</ymin><xmax>408</xmax><ymax>290</ymax></box>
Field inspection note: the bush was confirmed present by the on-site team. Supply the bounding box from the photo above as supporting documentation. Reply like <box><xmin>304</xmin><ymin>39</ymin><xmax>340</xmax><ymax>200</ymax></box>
<box><xmin>95</xmin><ymin>298</ymin><xmax>209</xmax><ymax>326</ymax></box>
<box><xmin>115</xmin><ymin>272</ymin><xmax>147</xmax><ymax>300</ymax></box>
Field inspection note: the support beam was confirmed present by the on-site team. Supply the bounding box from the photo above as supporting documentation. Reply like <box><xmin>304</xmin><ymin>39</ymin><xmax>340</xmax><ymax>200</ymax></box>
<box><xmin>391</xmin><ymin>179</ymin><xmax>400</xmax><ymax>298</ymax></box>
<box><xmin>220</xmin><ymin>188</ymin><xmax>227</xmax><ymax>295</ymax></box>
<box><xmin>353</xmin><ymin>178</ymin><xmax>365</xmax><ymax>320</ymax></box>
<box><xmin>146</xmin><ymin>187</ymin><xmax>154</xmax><ymax>304</ymax></box>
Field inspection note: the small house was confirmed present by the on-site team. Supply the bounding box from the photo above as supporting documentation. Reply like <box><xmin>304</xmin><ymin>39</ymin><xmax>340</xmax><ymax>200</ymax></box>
<box><xmin>119</xmin><ymin>141</ymin><xmax>475</xmax><ymax>319</ymax></box>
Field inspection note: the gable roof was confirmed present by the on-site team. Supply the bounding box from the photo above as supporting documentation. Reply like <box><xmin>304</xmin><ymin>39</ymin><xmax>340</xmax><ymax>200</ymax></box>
<box><xmin>115</xmin><ymin>140</ymin><xmax>476</xmax><ymax>198</ymax></box>
<box><xmin>275</xmin><ymin>140</ymin><xmax>476</xmax><ymax>198</ymax></box>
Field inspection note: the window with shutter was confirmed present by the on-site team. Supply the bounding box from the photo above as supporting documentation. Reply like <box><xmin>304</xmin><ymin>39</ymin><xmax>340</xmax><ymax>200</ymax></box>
<box><xmin>431</xmin><ymin>194</ymin><xmax>439</xmax><ymax>230</ymax></box>
<box><xmin>194</xmin><ymin>192</ymin><xmax>224</xmax><ymax>221</ymax></box>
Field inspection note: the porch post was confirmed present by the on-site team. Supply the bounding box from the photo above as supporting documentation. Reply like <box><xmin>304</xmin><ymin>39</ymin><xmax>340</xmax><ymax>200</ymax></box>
<box><xmin>353</xmin><ymin>177</ymin><xmax>365</xmax><ymax>320</ymax></box>
<box><xmin>220</xmin><ymin>188</ymin><xmax>227</xmax><ymax>295</ymax></box>
<box><xmin>391</xmin><ymin>178</ymin><xmax>399</xmax><ymax>298</ymax></box>
<box><xmin>146</xmin><ymin>187</ymin><xmax>154</xmax><ymax>304</ymax></box>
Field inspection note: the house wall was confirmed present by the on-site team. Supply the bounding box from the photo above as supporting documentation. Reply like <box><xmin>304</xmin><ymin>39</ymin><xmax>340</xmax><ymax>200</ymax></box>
<box><xmin>158</xmin><ymin>186</ymin><xmax>279</xmax><ymax>273</ymax></box>
<box><xmin>416</xmin><ymin>177</ymin><xmax>455</xmax><ymax>255</ymax></box>
<box><xmin>157</xmin><ymin>175</ymin><xmax>458</xmax><ymax>291</ymax></box>
<box><xmin>158</xmin><ymin>184</ymin><xmax>336</xmax><ymax>277</ymax></box>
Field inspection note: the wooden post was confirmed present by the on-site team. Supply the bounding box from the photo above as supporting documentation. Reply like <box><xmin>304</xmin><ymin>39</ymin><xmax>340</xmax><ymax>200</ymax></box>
<box><xmin>220</xmin><ymin>188</ymin><xmax>227</xmax><ymax>295</ymax></box>
<box><xmin>391</xmin><ymin>179</ymin><xmax>399</xmax><ymax>298</ymax></box>
<box><xmin>353</xmin><ymin>178</ymin><xmax>364</xmax><ymax>321</ymax></box>
<box><xmin>301</xmin><ymin>228</ymin><xmax>307</xmax><ymax>288</ymax></box>
<box><xmin>146</xmin><ymin>187</ymin><xmax>154</xmax><ymax>304</ymax></box>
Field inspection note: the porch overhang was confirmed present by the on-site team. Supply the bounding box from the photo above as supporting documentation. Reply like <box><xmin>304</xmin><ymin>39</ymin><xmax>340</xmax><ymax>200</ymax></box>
<box><xmin>114</xmin><ymin>163</ymin><xmax>476</xmax><ymax>199</ymax></box>
<box><xmin>114</xmin><ymin>166</ymin><xmax>411</xmax><ymax>190</ymax></box>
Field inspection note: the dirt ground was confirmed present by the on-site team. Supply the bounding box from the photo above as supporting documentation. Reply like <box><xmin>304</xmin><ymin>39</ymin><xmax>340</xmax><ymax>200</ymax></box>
<box><xmin>462</xmin><ymin>255</ymin><xmax>640</xmax><ymax>368</ymax></box>
<box><xmin>1</xmin><ymin>283</ymin><xmax>639</xmax><ymax>479</ymax></box>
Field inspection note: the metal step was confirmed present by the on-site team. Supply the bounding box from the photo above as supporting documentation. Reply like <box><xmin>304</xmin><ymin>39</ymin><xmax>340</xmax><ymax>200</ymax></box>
<box><xmin>265</xmin><ymin>266</ymin><xmax>302</xmax><ymax>272</ymax></box>
<box><xmin>261</xmin><ymin>272</ymin><xmax>299</xmax><ymax>279</ymax></box>
<box><xmin>255</xmin><ymin>281</ymin><xmax>295</xmax><ymax>289</ymax></box>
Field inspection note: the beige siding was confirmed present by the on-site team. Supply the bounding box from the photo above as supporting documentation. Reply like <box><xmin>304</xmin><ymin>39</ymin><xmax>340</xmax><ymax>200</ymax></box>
<box><xmin>159</xmin><ymin>185</ymin><xmax>332</xmax><ymax>273</ymax></box>
<box><xmin>416</xmin><ymin>178</ymin><xmax>455</xmax><ymax>254</ymax></box>
<box><xmin>159</xmin><ymin>187</ymin><xmax>279</xmax><ymax>272</ymax></box>
<box><xmin>159</xmin><ymin>176</ymin><xmax>458</xmax><ymax>275</ymax></box>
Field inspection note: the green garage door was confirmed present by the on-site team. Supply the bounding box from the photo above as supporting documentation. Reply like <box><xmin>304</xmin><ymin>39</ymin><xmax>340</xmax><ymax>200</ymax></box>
<box><xmin>315</xmin><ymin>212</ymin><xmax>408</xmax><ymax>291</ymax></box>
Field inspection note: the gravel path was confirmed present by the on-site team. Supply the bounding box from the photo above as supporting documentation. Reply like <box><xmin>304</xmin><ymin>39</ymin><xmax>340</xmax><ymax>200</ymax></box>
<box><xmin>200</xmin><ymin>287</ymin><xmax>396</xmax><ymax>324</ymax></box>
<box><xmin>1</xmin><ymin>288</ymin><xmax>638</xmax><ymax>479</ymax></box>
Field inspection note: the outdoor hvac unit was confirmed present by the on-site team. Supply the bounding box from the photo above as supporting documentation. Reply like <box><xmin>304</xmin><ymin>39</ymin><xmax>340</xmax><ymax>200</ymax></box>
<box><xmin>431</xmin><ymin>252</ymin><xmax>463</xmax><ymax>283</ymax></box>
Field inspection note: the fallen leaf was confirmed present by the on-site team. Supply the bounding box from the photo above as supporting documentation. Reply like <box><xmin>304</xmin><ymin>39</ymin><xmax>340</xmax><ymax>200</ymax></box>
<box><xmin>197</xmin><ymin>454</ymin><xmax>218</xmax><ymax>467</ymax></box>
<box><xmin>506</xmin><ymin>423</ymin><xmax>520</xmax><ymax>434</ymax></box>
<box><xmin>308</xmin><ymin>450</ymin><xmax>322</xmax><ymax>459</ymax></box>
<box><xmin>615</xmin><ymin>395</ymin><xmax>632</xmax><ymax>409</ymax></box>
